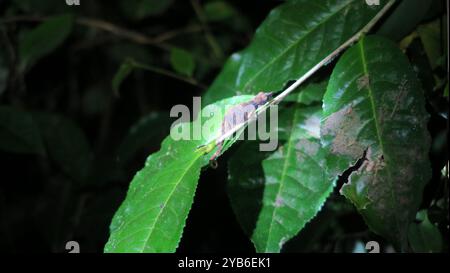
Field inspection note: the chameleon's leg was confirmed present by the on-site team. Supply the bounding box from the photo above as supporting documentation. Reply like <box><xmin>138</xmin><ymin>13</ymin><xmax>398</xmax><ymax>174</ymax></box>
<box><xmin>195</xmin><ymin>141</ymin><xmax>215</xmax><ymax>154</ymax></box>
<box><xmin>210</xmin><ymin>141</ymin><xmax>224</xmax><ymax>162</ymax></box>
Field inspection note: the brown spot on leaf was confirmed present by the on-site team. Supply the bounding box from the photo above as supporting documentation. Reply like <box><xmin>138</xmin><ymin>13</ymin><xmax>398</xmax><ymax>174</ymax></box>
<box><xmin>359</xmin><ymin>147</ymin><xmax>386</xmax><ymax>173</ymax></box>
<box><xmin>322</xmin><ymin>105</ymin><xmax>365</xmax><ymax>158</ymax></box>
<box><xmin>296</xmin><ymin>139</ymin><xmax>320</xmax><ymax>155</ymax></box>
<box><xmin>357</xmin><ymin>75</ymin><xmax>370</xmax><ymax>90</ymax></box>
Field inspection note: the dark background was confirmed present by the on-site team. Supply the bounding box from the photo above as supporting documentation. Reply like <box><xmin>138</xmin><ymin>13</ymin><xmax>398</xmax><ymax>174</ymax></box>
<box><xmin>0</xmin><ymin>0</ymin><xmax>448</xmax><ymax>253</ymax></box>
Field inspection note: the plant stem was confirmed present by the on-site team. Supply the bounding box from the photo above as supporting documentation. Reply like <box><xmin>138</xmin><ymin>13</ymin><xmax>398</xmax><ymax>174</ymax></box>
<box><xmin>0</xmin><ymin>16</ymin><xmax>198</xmax><ymax>52</ymax></box>
<box><xmin>190</xmin><ymin>0</ymin><xmax>224</xmax><ymax>61</ymax></box>
<box><xmin>130</xmin><ymin>59</ymin><xmax>206</xmax><ymax>89</ymax></box>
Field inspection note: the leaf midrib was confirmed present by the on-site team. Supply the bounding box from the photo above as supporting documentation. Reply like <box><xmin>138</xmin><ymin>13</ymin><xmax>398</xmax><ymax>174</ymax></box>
<box><xmin>138</xmin><ymin>153</ymin><xmax>202</xmax><ymax>252</ymax></box>
<box><xmin>357</xmin><ymin>38</ymin><xmax>401</xmax><ymax>235</ymax></box>
<box><xmin>263</xmin><ymin>108</ymin><xmax>301</xmax><ymax>252</ymax></box>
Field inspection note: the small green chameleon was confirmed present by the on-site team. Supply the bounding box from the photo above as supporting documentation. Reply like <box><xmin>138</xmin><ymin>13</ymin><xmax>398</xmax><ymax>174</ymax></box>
<box><xmin>197</xmin><ymin>91</ymin><xmax>273</xmax><ymax>168</ymax></box>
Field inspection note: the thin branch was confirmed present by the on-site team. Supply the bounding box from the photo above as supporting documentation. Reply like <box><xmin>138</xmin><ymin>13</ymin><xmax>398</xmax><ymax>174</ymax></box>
<box><xmin>130</xmin><ymin>59</ymin><xmax>206</xmax><ymax>89</ymax></box>
<box><xmin>76</xmin><ymin>17</ymin><xmax>155</xmax><ymax>44</ymax></box>
<box><xmin>190</xmin><ymin>0</ymin><xmax>224</xmax><ymax>61</ymax></box>
<box><xmin>0</xmin><ymin>15</ymin><xmax>199</xmax><ymax>51</ymax></box>
<box><xmin>1</xmin><ymin>15</ymin><xmax>208</xmax><ymax>89</ymax></box>
<box><xmin>152</xmin><ymin>24</ymin><xmax>203</xmax><ymax>43</ymax></box>
<box><xmin>206</xmin><ymin>0</ymin><xmax>396</xmax><ymax>148</ymax></box>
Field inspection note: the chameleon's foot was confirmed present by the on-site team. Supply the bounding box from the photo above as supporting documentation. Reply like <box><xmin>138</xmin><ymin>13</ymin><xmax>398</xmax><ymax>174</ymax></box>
<box><xmin>196</xmin><ymin>144</ymin><xmax>206</xmax><ymax>149</ymax></box>
<box><xmin>195</xmin><ymin>142</ymin><xmax>214</xmax><ymax>154</ymax></box>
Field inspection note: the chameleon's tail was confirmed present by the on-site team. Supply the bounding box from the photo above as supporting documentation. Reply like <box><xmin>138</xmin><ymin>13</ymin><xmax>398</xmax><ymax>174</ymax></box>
<box><xmin>209</xmin><ymin>141</ymin><xmax>223</xmax><ymax>168</ymax></box>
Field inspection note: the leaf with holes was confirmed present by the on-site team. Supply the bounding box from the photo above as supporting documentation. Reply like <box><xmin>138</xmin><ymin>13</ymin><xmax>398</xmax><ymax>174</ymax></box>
<box><xmin>203</xmin><ymin>0</ymin><xmax>389</xmax><ymax>104</ymax></box>
<box><xmin>321</xmin><ymin>35</ymin><xmax>431</xmax><ymax>251</ymax></box>
<box><xmin>104</xmin><ymin>95</ymin><xmax>254</xmax><ymax>252</ymax></box>
<box><xmin>228</xmin><ymin>105</ymin><xmax>334</xmax><ymax>253</ymax></box>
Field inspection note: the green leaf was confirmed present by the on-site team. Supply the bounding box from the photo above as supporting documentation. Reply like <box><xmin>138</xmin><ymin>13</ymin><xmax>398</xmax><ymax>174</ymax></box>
<box><xmin>120</xmin><ymin>0</ymin><xmax>174</xmax><ymax>20</ymax></box>
<box><xmin>284</xmin><ymin>80</ymin><xmax>328</xmax><ymax>105</ymax></box>
<box><xmin>408</xmin><ymin>210</ymin><xmax>443</xmax><ymax>253</ymax></box>
<box><xmin>203</xmin><ymin>0</ymin><xmax>388</xmax><ymax>104</ymax></box>
<box><xmin>116</xmin><ymin>112</ymin><xmax>173</xmax><ymax>165</ymax></box>
<box><xmin>34</xmin><ymin>113</ymin><xmax>92</xmax><ymax>184</ymax></box>
<box><xmin>170</xmin><ymin>47</ymin><xmax>195</xmax><ymax>77</ymax></box>
<box><xmin>228</xmin><ymin>105</ymin><xmax>334</xmax><ymax>253</ymax></box>
<box><xmin>321</xmin><ymin>35</ymin><xmax>431</xmax><ymax>250</ymax></box>
<box><xmin>19</xmin><ymin>14</ymin><xmax>74</xmax><ymax>70</ymax></box>
<box><xmin>417</xmin><ymin>18</ymin><xmax>445</xmax><ymax>69</ymax></box>
<box><xmin>0</xmin><ymin>106</ymin><xmax>45</xmax><ymax>155</ymax></box>
<box><xmin>204</xmin><ymin>1</ymin><xmax>235</xmax><ymax>22</ymax></box>
<box><xmin>112</xmin><ymin>60</ymin><xmax>134</xmax><ymax>96</ymax></box>
<box><xmin>105</xmin><ymin>95</ymin><xmax>254</xmax><ymax>252</ymax></box>
<box><xmin>227</xmin><ymin>141</ymin><xmax>271</xmax><ymax>233</ymax></box>
<box><xmin>376</xmin><ymin>0</ymin><xmax>432</xmax><ymax>41</ymax></box>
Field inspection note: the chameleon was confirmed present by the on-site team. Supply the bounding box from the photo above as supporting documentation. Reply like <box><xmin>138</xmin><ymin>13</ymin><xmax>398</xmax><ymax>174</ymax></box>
<box><xmin>205</xmin><ymin>91</ymin><xmax>273</xmax><ymax>167</ymax></box>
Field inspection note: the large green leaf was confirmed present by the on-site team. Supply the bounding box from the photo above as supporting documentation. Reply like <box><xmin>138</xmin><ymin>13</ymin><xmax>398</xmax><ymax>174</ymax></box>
<box><xmin>321</xmin><ymin>35</ymin><xmax>431</xmax><ymax>250</ymax></box>
<box><xmin>228</xmin><ymin>105</ymin><xmax>334</xmax><ymax>253</ymax></box>
<box><xmin>105</xmin><ymin>95</ymin><xmax>254</xmax><ymax>252</ymax></box>
<box><xmin>203</xmin><ymin>0</ymin><xmax>388</xmax><ymax>104</ymax></box>
<box><xmin>19</xmin><ymin>14</ymin><xmax>73</xmax><ymax>70</ymax></box>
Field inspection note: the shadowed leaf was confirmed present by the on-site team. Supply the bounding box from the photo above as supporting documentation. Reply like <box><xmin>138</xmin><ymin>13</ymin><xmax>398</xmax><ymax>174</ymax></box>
<box><xmin>19</xmin><ymin>14</ymin><xmax>73</xmax><ymax>70</ymax></box>
<box><xmin>203</xmin><ymin>0</ymin><xmax>388</xmax><ymax>104</ymax></box>
<box><xmin>229</xmin><ymin>106</ymin><xmax>334</xmax><ymax>253</ymax></box>
<box><xmin>0</xmin><ymin>106</ymin><xmax>45</xmax><ymax>155</ymax></box>
<box><xmin>321</xmin><ymin>35</ymin><xmax>431</xmax><ymax>250</ymax></box>
<box><xmin>105</xmin><ymin>95</ymin><xmax>254</xmax><ymax>252</ymax></box>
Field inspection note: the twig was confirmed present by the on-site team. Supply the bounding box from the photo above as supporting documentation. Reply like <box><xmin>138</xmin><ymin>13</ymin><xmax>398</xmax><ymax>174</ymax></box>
<box><xmin>76</xmin><ymin>17</ymin><xmax>155</xmax><ymax>44</ymax></box>
<box><xmin>1</xmin><ymin>16</ymin><xmax>154</xmax><ymax>43</ymax></box>
<box><xmin>1</xmin><ymin>15</ymin><xmax>207</xmax><ymax>89</ymax></box>
<box><xmin>0</xmin><ymin>16</ymin><xmax>199</xmax><ymax>51</ymax></box>
<box><xmin>152</xmin><ymin>24</ymin><xmax>203</xmax><ymax>43</ymax></box>
<box><xmin>190</xmin><ymin>0</ymin><xmax>224</xmax><ymax>61</ymax></box>
<box><xmin>205</xmin><ymin>0</ymin><xmax>396</xmax><ymax>148</ymax></box>
<box><xmin>130</xmin><ymin>59</ymin><xmax>206</xmax><ymax>89</ymax></box>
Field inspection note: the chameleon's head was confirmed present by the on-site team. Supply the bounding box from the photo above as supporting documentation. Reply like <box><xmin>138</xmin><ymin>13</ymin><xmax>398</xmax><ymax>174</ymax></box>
<box><xmin>254</xmin><ymin>91</ymin><xmax>272</xmax><ymax>105</ymax></box>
